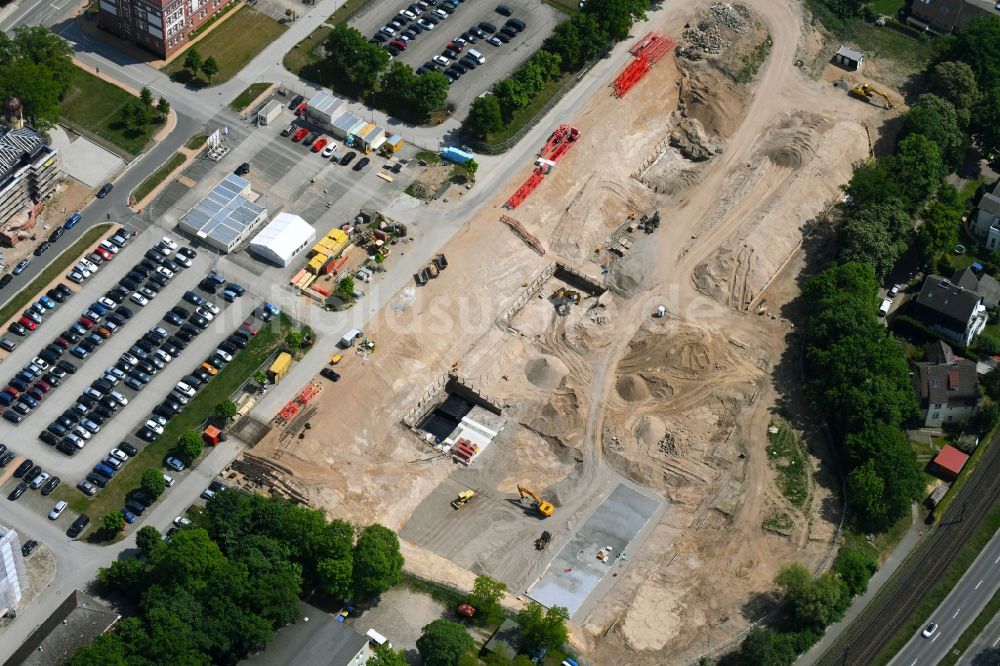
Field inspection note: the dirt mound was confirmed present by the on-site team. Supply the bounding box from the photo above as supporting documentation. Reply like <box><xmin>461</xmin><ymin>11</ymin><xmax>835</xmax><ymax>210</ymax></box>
<box><xmin>616</xmin><ymin>374</ymin><xmax>652</xmax><ymax>402</ymax></box>
<box><xmin>634</xmin><ymin>415</ymin><xmax>668</xmax><ymax>448</ymax></box>
<box><xmin>678</xmin><ymin>64</ymin><xmax>744</xmax><ymax>138</ymax></box>
<box><xmin>525</xmin><ymin>354</ymin><xmax>569</xmax><ymax>389</ymax></box>
<box><xmin>762</xmin><ymin>112</ymin><xmax>830</xmax><ymax>169</ymax></box>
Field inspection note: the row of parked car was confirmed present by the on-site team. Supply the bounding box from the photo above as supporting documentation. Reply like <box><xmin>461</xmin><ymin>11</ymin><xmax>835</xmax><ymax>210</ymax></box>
<box><xmin>417</xmin><ymin>17</ymin><xmax>525</xmax><ymax>83</ymax></box>
<box><xmin>282</xmin><ymin>125</ymin><xmax>371</xmax><ymax>170</ymax></box>
<box><xmin>0</xmin><ymin>211</ymin><xmax>90</xmax><ymax>292</ymax></box>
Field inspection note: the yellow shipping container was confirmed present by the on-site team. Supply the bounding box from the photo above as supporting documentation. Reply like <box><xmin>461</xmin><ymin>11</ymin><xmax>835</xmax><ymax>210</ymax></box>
<box><xmin>269</xmin><ymin>352</ymin><xmax>293</xmax><ymax>382</ymax></box>
<box><xmin>307</xmin><ymin>253</ymin><xmax>327</xmax><ymax>274</ymax></box>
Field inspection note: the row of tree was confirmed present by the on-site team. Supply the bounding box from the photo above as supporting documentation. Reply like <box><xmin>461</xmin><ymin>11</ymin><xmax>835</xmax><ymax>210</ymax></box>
<box><xmin>462</xmin><ymin>0</ymin><xmax>648</xmax><ymax>140</ymax></box>
<box><xmin>0</xmin><ymin>26</ymin><xmax>75</xmax><ymax>131</ymax></box>
<box><xmin>73</xmin><ymin>491</ymin><xmax>405</xmax><ymax>665</ymax></box>
<box><xmin>119</xmin><ymin>86</ymin><xmax>171</xmax><ymax>133</ymax></box>
<box><xmin>181</xmin><ymin>48</ymin><xmax>221</xmax><ymax>83</ymax></box>
<box><xmin>321</xmin><ymin>24</ymin><xmax>449</xmax><ymax>121</ymax></box>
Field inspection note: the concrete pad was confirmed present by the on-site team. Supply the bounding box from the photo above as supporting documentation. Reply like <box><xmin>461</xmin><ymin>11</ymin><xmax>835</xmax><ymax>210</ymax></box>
<box><xmin>48</xmin><ymin>125</ymin><xmax>124</xmax><ymax>188</ymax></box>
<box><xmin>527</xmin><ymin>484</ymin><xmax>662</xmax><ymax>618</ymax></box>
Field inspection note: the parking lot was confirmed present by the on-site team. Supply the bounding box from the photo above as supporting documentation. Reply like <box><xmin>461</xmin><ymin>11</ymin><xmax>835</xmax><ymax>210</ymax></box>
<box><xmin>0</xmin><ymin>230</ymin><xmax>259</xmax><ymax>523</ymax></box>
<box><xmin>150</xmin><ymin>107</ymin><xmax>419</xmax><ymax>288</ymax></box>
<box><xmin>350</xmin><ymin>0</ymin><xmax>563</xmax><ymax>114</ymax></box>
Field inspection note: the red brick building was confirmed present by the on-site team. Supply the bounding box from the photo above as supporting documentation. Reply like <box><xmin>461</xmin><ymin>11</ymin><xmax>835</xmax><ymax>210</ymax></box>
<box><xmin>97</xmin><ymin>0</ymin><xmax>233</xmax><ymax>59</ymax></box>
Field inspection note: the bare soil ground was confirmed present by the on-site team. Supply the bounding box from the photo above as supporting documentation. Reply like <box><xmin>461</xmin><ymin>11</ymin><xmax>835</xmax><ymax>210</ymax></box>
<box><xmin>249</xmin><ymin>0</ymin><xmax>902</xmax><ymax>661</ymax></box>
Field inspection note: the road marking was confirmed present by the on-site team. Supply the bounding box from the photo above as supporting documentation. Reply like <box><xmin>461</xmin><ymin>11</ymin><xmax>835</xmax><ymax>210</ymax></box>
<box><xmin>994</xmin><ymin>634</ymin><xmax>1000</xmax><ymax>648</ymax></box>
<box><xmin>977</xmin><ymin>580</ymin><xmax>984</xmax><ymax>589</ymax></box>
<box><xmin>995</xmin><ymin>554</ymin><xmax>1000</xmax><ymax>564</ymax></box>
<box><xmin>911</xmin><ymin>660</ymin><xmax>918</xmax><ymax>665</ymax></box>
<box><xmin>932</xmin><ymin>634</ymin><xmax>940</xmax><ymax>642</ymax></box>
<box><xmin>954</xmin><ymin>609</ymin><xmax>961</xmax><ymax>618</ymax></box>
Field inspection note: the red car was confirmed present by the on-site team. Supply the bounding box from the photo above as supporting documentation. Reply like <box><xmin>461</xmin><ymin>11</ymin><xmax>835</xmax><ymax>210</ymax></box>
<box><xmin>78</xmin><ymin>316</ymin><xmax>94</xmax><ymax>329</ymax></box>
<box><xmin>311</xmin><ymin>138</ymin><xmax>329</xmax><ymax>153</ymax></box>
<box><xmin>292</xmin><ymin>127</ymin><xmax>309</xmax><ymax>142</ymax></box>
<box><xmin>5</xmin><ymin>386</ymin><xmax>19</xmax><ymax>398</ymax></box>
<box><xmin>390</xmin><ymin>38</ymin><xmax>407</xmax><ymax>50</ymax></box>
<box><xmin>447</xmin><ymin>41</ymin><xmax>465</xmax><ymax>52</ymax></box>
<box><xmin>294</xmin><ymin>102</ymin><xmax>307</xmax><ymax>117</ymax></box>
<box><xmin>94</xmin><ymin>246</ymin><xmax>113</xmax><ymax>261</ymax></box>
<box><xmin>19</xmin><ymin>317</ymin><xmax>36</xmax><ymax>331</ymax></box>
<box><xmin>53</xmin><ymin>337</ymin><xmax>70</xmax><ymax>349</ymax></box>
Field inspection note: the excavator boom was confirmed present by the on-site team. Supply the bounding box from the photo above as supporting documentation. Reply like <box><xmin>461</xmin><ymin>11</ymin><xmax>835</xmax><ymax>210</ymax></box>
<box><xmin>517</xmin><ymin>484</ymin><xmax>555</xmax><ymax>517</ymax></box>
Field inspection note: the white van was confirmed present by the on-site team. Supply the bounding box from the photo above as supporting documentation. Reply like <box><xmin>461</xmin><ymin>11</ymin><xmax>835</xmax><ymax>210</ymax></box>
<box><xmin>879</xmin><ymin>298</ymin><xmax>892</xmax><ymax>317</ymax></box>
<box><xmin>467</xmin><ymin>48</ymin><xmax>485</xmax><ymax>64</ymax></box>
<box><xmin>366</xmin><ymin>629</ymin><xmax>392</xmax><ymax>649</ymax></box>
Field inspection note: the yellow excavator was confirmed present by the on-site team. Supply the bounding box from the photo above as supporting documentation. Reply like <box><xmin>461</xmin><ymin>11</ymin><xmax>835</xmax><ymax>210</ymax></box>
<box><xmin>517</xmin><ymin>485</ymin><xmax>555</xmax><ymax>517</ymax></box>
<box><xmin>848</xmin><ymin>83</ymin><xmax>893</xmax><ymax>109</ymax></box>
<box><xmin>451</xmin><ymin>490</ymin><xmax>476</xmax><ymax>510</ymax></box>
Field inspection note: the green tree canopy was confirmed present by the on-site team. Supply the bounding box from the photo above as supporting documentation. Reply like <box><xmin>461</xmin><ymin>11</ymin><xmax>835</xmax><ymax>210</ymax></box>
<box><xmin>468</xmin><ymin>574</ymin><xmax>507</xmax><ymax>625</ymax></box>
<box><xmin>324</xmin><ymin>24</ymin><xmax>390</xmax><ymax>92</ymax></box>
<box><xmin>156</xmin><ymin>96</ymin><xmax>171</xmax><ymax>118</ymax></box>
<box><xmin>776</xmin><ymin>563</ymin><xmax>850</xmax><ymax>629</ymax></box>
<box><xmin>183</xmin><ymin>48</ymin><xmax>203</xmax><ymax>74</ymax></box>
<box><xmin>137</xmin><ymin>525</ymin><xmax>164</xmax><ymax>558</ymax></box>
<box><xmin>583</xmin><ymin>0</ymin><xmax>647</xmax><ymax>41</ymax></box>
<box><xmin>464</xmin><ymin>96</ymin><xmax>504</xmax><ymax>139</ymax></box>
<box><xmin>103</xmin><ymin>511</ymin><xmax>126</xmax><ymax>534</ymax></box>
<box><xmin>838</xmin><ymin>200</ymin><xmax>912</xmax><ymax>281</ymax></box>
<box><xmin>843</xmin><ymin>159</ymin><xmax>902</xmax><ymax>209</ymax></box>
<box><xmin>352</xmin><ymin>524</ymin><xmax>404</xmax><ymax>599</ymax></box>
<box><xmin>899</xmin><ymin>94</ymin><xmax>968</xmax><ymax>168</ymax></box>
<box><xmin>317</xmin><ymin>556</ymin><xmax>353</xmax><ymax>598</ymax></box>
<box><xmin>895</xmin><ymin>134</ymin><xmax>945</xmax><ymax>211</ymax></box>
<box><xmin>0</xmin><ymin>26</ymin><xmax>75</xmax><ymax>130</ymax></box>
<box><xmin>201</xmin><ymin>56</ymin><xmax>219</xmax><ymax>83</ymax></box>
<box><xmin>140</xmin><ymin>86</ymin><xmax>153</xmax><ymax>107</ymax></box>
<box><xmin>285</xmin><ymin>330</ymin><xmax>303</xmax><ymax>349</ymax></box>
<box><xmin>516</xmin><ymin>602</ymin><xmax>569</xmax><ymax>652</ymax></box>
<box><xmin>833</xmin><ymin>546</ymin><xmax>878</xmax><ymax>597</ymax></box>
<box><xmin>142</xmin><ymin>468</ymin><xmax>167</xmax><ymax>498</ymax></box>
<box><xmin>97</xmin><ymin>557</ymin><xmax>147</xmax><ymax>595</ymax></box>
<box><xmin>370</xmin><ymin>644</ymin><xmax>409</xmax><ymax>666</ymax></box>
<box><xmin>178</xmin><ymin>429</ymin><xmax>203</xmax><ymax>462</ymax></box>
<box><xmin>493</xmin><ymin>78</ymin><xmax>531</xmax><ymax>117</ymax></box>
<box><xmin>215</xmin><ymin>399</ymin><xmax>238</xmax><ymax>420</ymax></box>
<box><xmin>544</xmin><ymin>13</ymin><xmax>609</xmax><ymax>70</ymax></box>
<box><xmin>927</xmin><ymin>60</ymin><xmax>979</xmax><ymax>119</ymax></box>
<box><xmin>416</xmin><ymin>619</ymin><xmax>475</xmax><ymax>666</ymax></box>
<box><xmin>938</xmin><ymin>16</ymin><xmax>1000</xmax><ymax>91</ymax></box>
<box><xmin>916</xmin><ymin>198</ymin><xmax>961</xmax><ymax>264</ymax></box>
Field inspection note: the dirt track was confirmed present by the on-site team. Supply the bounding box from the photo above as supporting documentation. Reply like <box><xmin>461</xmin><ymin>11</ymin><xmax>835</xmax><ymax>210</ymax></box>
<box><xmin>248</xmin><ymin>0</ymin><xmax>900</xmax><ymax>661</ymax></box>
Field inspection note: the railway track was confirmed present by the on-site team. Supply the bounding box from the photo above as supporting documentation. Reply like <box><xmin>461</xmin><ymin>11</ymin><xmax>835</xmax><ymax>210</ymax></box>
<box><xmin>818</xmin><ymin>431</ymin><xmax>1000</xmax><ymax>665</ymax></box>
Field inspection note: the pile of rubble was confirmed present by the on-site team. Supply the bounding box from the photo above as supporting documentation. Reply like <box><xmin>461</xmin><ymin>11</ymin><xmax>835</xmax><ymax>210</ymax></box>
<box><xmin>709</xmin><ymin>3</ymin><xmax>753</xmax><ymax>33</ymax></box>
<box><xmin>681</xmin><ymin>22</ymin><xmax>731</xmax><ymax>56</ymax></box>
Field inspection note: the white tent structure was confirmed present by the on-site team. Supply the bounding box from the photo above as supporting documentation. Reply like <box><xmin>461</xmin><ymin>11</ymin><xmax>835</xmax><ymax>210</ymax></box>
<box><xmin>248</xmin><ymin>212</ymin><xmax>316</xmax><ymax>266</ymax></box>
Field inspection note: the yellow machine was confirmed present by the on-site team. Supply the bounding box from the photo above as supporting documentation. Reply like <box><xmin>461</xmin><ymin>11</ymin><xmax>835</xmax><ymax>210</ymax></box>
<box><xmin>329</xmin><ymin>354</ymin><xmax>342</xmax><ymax>365</ymax></box>
<box><xmin>517</xmin><ymin>485</ymin><xmax>555</xmax><ymax>517</ymax></box>
<box><xmin>848</xmin><ymin>83</ymin><xmax>893</xmax><ymax>109</ymax></box>
<box><xmin>451</xmin><ymin>490</ymin><xmax>476</xmax><ymax>510</ymax></box>
<box><xmin>551</xmin><ymin>288</ymin><xmax>581</xmax><ymax>315</ymax></box>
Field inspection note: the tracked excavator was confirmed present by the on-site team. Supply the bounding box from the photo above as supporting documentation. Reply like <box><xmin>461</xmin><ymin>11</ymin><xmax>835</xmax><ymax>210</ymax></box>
<box><xmin>848</xmin><ymin>83</ymin><xmax>893</xmax><ymax>109</ymax></box>
<box><xmin>517</xmin><ymin>485</ymin><xmax>555</xmax><ymax>517</ymax></box>
<box><xmin>551</xmin><ymin>288</ymin><xmax>581</xmax><ymax>315</ymax></box>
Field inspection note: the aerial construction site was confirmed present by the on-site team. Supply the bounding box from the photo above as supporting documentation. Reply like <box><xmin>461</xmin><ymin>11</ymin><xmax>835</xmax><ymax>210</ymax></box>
<box><xmin>244</xmin><ymin>0</ymin><xmax>900</xmax><ymax>661</ymax></box>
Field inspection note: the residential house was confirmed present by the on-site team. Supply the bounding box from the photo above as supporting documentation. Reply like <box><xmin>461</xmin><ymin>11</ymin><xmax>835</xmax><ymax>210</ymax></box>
<box><xmin>913</xmin><ymin>341</ymin><xmax>981</xmax><ymax>427</ymax></box>
<box><xmin>970</xmin><ymin>178</ymin><xmax>1000</xmax><ymax>251</ymax></box>
<box><xmin>951</xmin><ymin>267</ymin><xmax>1000</xmax><ymax>310</ymax></box>
<box><xmin>3</xmin><ymin>590</ymin><xmax>120</xmax><ymax>666</ymax></box>
<box><xmin>909</xmin><ymin>0</ymin><xmax>1000</xmax><ymax>33</ymax></box>
<box><xmin>241</xmin><ymin>601</ymin><xmax>370</xmax><ymax>666</ymax></box>
<box><xmin>911</xmin><ymin>276</ymin><xmax>987</xmax><ymax>346</ymax></box>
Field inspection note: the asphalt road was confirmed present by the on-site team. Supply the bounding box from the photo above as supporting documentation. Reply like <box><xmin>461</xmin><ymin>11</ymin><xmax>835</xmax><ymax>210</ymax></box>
<box><xmin>889</xmin><ymin>527</ymin><xmax>1000</xmax><ymax>666</ymax></box>
<box><xmin>959</xmin><ymin>604</ymin><xmax>1000</xmax><ymax>665</ymax></box>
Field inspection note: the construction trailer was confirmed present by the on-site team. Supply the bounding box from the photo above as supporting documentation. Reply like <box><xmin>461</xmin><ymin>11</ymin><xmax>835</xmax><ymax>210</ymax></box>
<box><xmin>382</xmin><ymin>134</ymin><xmax>405</xmax><ymax>155</ymax></box>
<box><xmin>256</xmin><ymin>100</ymin><xmax>282</xmax><ymax>125</ymax></box>
<box><xmin>441</xmin><ymin>146</ymin><xmax>474</xmax><ymax>165</ymax></box>
<box><xmin>268</xmin><ymin>352</ymin><xmax>292</xmax><ymax>382</ymax></box>
<box><xmin>340</xmin><ymin>328</ymin><xmax>363</xmax><ymax>348</ymax></box>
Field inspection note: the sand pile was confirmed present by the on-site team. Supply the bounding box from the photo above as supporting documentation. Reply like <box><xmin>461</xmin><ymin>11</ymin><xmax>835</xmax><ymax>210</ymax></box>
<box><xmin>526</xmin><ymin>354</ymin><xmax>569</xmax><ymax>389</ymax></box>
<box><xmin>616</xmin><ymin>374</ymin><xmax>652</xmax><ymax>402</ymax></box>
<box><xmin>635</xmin><ymin>415</ymin><xmax>668</xmax><ymax>448</ymax></box>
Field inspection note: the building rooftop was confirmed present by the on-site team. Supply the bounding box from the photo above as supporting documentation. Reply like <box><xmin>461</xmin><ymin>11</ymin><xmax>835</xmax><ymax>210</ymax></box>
<box><xmin>915</xmin><ymin>275</ymin><xmax>982</xmax><ymax>326</ymax></box>
<box><xmin>181</xmin><ymin>174</ymin><xmax>265</xmax><ymax>248</ymax></box>
<box><xmin>914</xmin><ymin>356</ymin><xmax>978</xmax><ymax>406</ymax></box>
<box><xmin>0</xmin><ymin>126</ymin><xmax>47</xmax><ymax>185</ymax></box>
<box><xmin>3</xmin><ymin>590</ymin><xmax>120</xmax><ymax>666</ymax></box>
<box><xmin>308</xmin><ymin>91</ymin><xmax>346</xmax><ymax>117</ymax></box>
<box><xmin>241</xmin><ymin>601</ymin><xmax>368</xmax><ymax>666</ymax></box>
<box><xmin>835</xmin><ymin>44</ymin><xmax>863</xmax><ymax>61</ymax></box>
<box><xmin>934</xmin><ymin>444</ymin><xmax>970</xmax><ymax>476</ymax></box>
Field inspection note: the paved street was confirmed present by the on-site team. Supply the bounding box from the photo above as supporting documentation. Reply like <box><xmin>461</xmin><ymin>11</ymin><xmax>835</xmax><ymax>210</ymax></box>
<box><xmin>959</xmin><ymin>604</ymin><xmax>1000</xmax><ymax>665</ymax></box>
<box><xmin>889</xmin><ymin>527</ymin><xmax>1000</xmax><ymax>666</ymax></box>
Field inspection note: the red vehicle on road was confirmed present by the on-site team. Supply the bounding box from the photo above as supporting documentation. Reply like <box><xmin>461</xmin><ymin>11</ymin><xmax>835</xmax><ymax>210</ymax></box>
<box><xmin>292</xmin><ymin>127</ymin><xmax>309</xmax><ymax>142</ymax></box>
<box><xmin>311</xmin><ymin>138</ymin><xmax>329</xmax><ymax>153</ymax></box>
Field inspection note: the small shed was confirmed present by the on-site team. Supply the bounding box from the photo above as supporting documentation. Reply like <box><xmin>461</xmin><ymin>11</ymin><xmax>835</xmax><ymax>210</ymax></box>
<box><xmin>383</xmin><ymin>134</ymin><xmax>404</xmax><ymax>154</ymax></box>
<box><xmin>269</xmin><ymin>352</ymin><xmax>293</xmax><ymax>382</ymax></box>
<box><xmin>834</xmin><ymin>45</ymin><xmax>864</xmax><ymax>71</ymax></box>
<box><xmin>256</xmin><ymin>100</ymin><xmax>282</xmax><ymax>125</ymax></box>
<box><xmin>931</xmin><ymin>444</ymin><xmax>970</xmax><ymax>481</ymax></box>
<box><xmin>203</xmin><ymin>425</ymin><xmax>222</xmax><ymax>446</ymax></box>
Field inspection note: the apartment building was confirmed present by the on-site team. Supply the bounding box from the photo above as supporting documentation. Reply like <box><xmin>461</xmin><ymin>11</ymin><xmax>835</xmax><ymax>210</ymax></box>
<box><xmin>0</xmin><ymin>117</ymin><xmax>61</xmax><ymax>231</ymax></box>
<box><xmin>98</xmin><ymin>0</ymin><xmax>234</xmax><ymax>59</ymax></box>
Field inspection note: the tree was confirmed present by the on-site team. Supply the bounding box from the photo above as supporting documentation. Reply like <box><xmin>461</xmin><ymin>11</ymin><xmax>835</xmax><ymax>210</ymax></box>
<box><xmin>136</xmin><ymin>526</ymin><xmax>164</xmax><ymax>557</ymax></box>
<box><xmin>324</xmin><ymin>24</ymin><xmax>390</xmax><ymax>92</ymax></box>
<box><xmin>119</xmin><ymin>101</ymin><xmax>146</xmax><ymax>131</ymax></box>
<box><xmin>532</xmin><ymin>49</ymin><xmax>562</xmax><ymax>81</ymax></box>
<box><xmin>178</xmin><ymin>429</ymin><xmax>203</xmax><ymax>463</ymax></box>
<box><xmin>97</xmin><ymin>557</ymin><xmax>146</xmax><ymax>594</ymax></box>
<box><xmin>141</xmin><ymin>468</ymin><xmax>167</xmax><ymax>498</ymax></box>
<box><xmin>201</xmin><ymin>56</ymin><xmax>219</xmax><ymax>83</ymax></box>
<box><xmin>465</xmin><ymin>95</ymin><xmax>504</xmax><ymax>139</ymax></box>
<box><xmin>727</xmin><ymin>627</ymin><xmax>800</xmax><ymax>666</ymax></box>
<box><xmin>775</xmin><ymin>563</ymin><xmax>850</xmax><ymax>629</ymax></box>
<box><xmin>285</xmin><ymin>330</ymin><xmax>303</xmax><ymax>349</ymax></box>
<box><xmin>916</xmin><ymin>199</ymin><xmax>961</xmax><ymax>264</ymax></box>
<box><xmin>337</xmin><ymin>275</ymin><xmax>355</xmax><ymax>299</ymax></box>
<box><xmin>464</xmin><ymin>159</ymin><xmax>479</xmax><ymax>182</ymax></box>
<box><xmin>516</xmin><ymin>602</ymin><xmax>569</xmax><ymax>652</ymax></box>
<box><xmin>544</xmin><ymin>13</ymin><xmax>609</xmax><ymax>70</ymax></box>
<box><xmin>68</xmin><ymin>634</ymin><xmax>127</xmax><ymax>666</ymax></box>
<box><xmin>492</xmin><ymin>77</ymin><xmax>531</xmax><ymax>117</ymax></box>
<box><xmin>838</xmin><ymin>200</ymin><xmax>912</xmax><ymax>281</ymax></box>
<box><xmin>984</xmin><ymin>366</ymin><xmax>1000</xmax><ymax>401</ymax></box>
<box><xmin>583</xmin><ymin>0</ymin><xmax>647</xmax><ymax>41</ymax></box>
<box><xmin>927</xmin><ymin>61</ymin><xmax>979</xmax><ymax>121</ymax></box>
<box><xmin>352</xmin><ymin>524</ymin><xmax>404</xmax><ymax>598</ymax></box>
<box><xmin>370</xmin><ymin>645</ymin><xmax>409</xmax><ymax>666</ymax></box>
<box><xmin>253</xmin><ymin>370</ymin><xmax>268</xmax><ymax>387</ymax></box>
<box><xmin>140</xmin><ymin>85</ymin><xmax>153</xmax><ymax>108</ymax></box>
<box><xmin>468</xmin><ymin>575</ymin><xmax>506</xmax><ymax>625</ymax></box>
<box><xmin>183</xmin><ymin>48</ymin><xmax>203</xmax><ymax>75</ymax></box>
<box><xmin>317</xmin><ymin>556</ymin><xmax>353</xmax><ymax>598</ymax></box>
<box><xmin>833</xmin><ymin>546</ymin><xmax>878</xmax><ymax>597</ymax></box>
<box><xmin>215</xmin><ymin>399</ymin><xmax>238</xmax><ymax>420</ymax></box>
<box><xmin>895</xmin><ymin>133</ymin><xmax>945</xmax><ymax>210</ymax></box>
<box><xmin>0</xmin><ymin>26</ymin><xmax>75</xmax><ymax>130</ymax></box>
<box><xmin>156</xmin><ymin>96</ymin><xmax>170</xmax><ymax>119</ymax></box>
<box><xmin>899</xmin><ymin>94</ymin><xmax>968</xmax><ymax>168</ymax></box>
<box><xmin>938</xmin><ymin>16</ymin><xmax>1000</xmax><ymax>91</ymax></box>
<box><xmin>416</xmin><ymin>619</ymin><xmax>475</xmax><ymax>666</ymax></box>
<box><xmin>843</xmin><ymin>159</ymin><xmax>902</xmax><ymax>209</ymax></box>
<box><xmin>103</xmin><ymin>510</ymin><xmax>127</xmax><ymax>534</ymax></box>
<box><xmin>150</xmin><ymin>528</ymin><xmax>227</xmax><ymax>585</ymax></box>
<box><xmin>412</xmin><ymin>71</ymin><xmax>450</xmax><ymax>114</ymax></box>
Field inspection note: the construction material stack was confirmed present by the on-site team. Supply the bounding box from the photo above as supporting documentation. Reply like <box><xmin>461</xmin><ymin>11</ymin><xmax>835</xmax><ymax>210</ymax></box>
<box><xmin>612</xmin><ymin>32</ymin><xmax>677</xmax><ymax>98</ymax></box>
<box><xmin>504</xmin><ymin>125</ymin><xmax>581</xmax><ymax>210</ymax></box>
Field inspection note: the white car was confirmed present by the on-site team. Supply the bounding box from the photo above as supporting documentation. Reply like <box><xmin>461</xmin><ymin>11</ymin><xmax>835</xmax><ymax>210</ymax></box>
<box><xmin>322</xmin><ymin>144</ymin><xmax>337</xmax><ymax>158</ymax></box>
<box><xmin>174</xmin><ymin>254</ymin><xmax>192</xmax><ymax>268</ymax></box>
<box><xmin>130</xmin><ymin>292</ymin><xmax>149</xmax><ymax>306</ymax></box>
<box><xmin>30</xmin><ymin>472</ymin><xmax>50</xmax><ymax>489</ymax></box>
<box><xmin>202</xmin><ymin>301</ymin><xmax>220</xmax><ymax>315</ymax></box>
<box><xmin>110</xmin><ymin>391</ymin><xmax>128</xmax><ymax>405</ymax></box>
<box><xmin>49</xmin><ymin>500</ymin><xmax>67</xmax><ymax>520</ymax></box>
<box><xmin>154</xmin><ymin>349</ymin><xmax>172</xmax><ymax>363</ymax></box>
<box><xmin>174</xmin><ymin>516</ymin><xmax>192</xmax><ymax>527</ymax></box>
<box><xmin>215</xmin><ymin>349</ymin><xmax>233</xmax><ymax>363</ymax></box>
<box><xmin>433</xmin><ymin>54</ymin><xmax>449</xmax><ymax>66</ymax></box>
<box><xmin>879</xmin><ymin>297</ymin><xmax>892</xmax><ymax>317</ymax></box>
<box><xmin>195</xmin><ymin>307</ymin><xmax>214</xmax><ymax>321</ymax></box>
<box><xmin>110</xmin><ymin>448</ymin><xmax>129</xmax><ymax>461</ymax></box>
<box><xmin>73</xmin><ymin>427</ymin><xmax>92</xmax><ymax>440</ymax></box>
<box><xmin>99</xmin><ymin>240</ymin><xmax>119</xmax><ymax>254</ymax></box>
<box><xmin>399</xmin><ymin>8</ymin><xmax>416</xmax><ymax>18</ymax></box>
<box><xmin>380</xmin><ymin>25</ymin><xmax>396</xmax><ymax>35</ymax></box>
<box><xmin>890</xmin><ymin>284</ymin><xmax>901</xmax><ymax>296</ymax></box>
<box><xmin>140</xmin><ymin>287</ymin><xmax>157</xmax><ymax>300</ymax></box>
<box><xmin>175</xmin><ymin>382</ymin><xmax>196</xmax><ymax>398</ymax></box>
<box><xmin>922</xmin><ymin>623</ymin><xmax>938</xmax><ymax>638</ymax></box>
<box><xmin>144</xmin><ymin>419</ymin><xmax>165</xmax><ymax>435</ymax></box>
<box><xmin>160</xmin><ymin>236</ymin><xmax>178</xmax><ymax>251</ymax></box>
<box><xmin>155</xmin><ymin>266</ymin><xmax>174</xmax><ymax>279</ymax></box>
<box><xmin>30</xmin><ymin>357</ymin><xmax>49</xmax><ymax>370</ymax></box>
<box><xmin>163</xmin><ymin>474</ymin><xmax>175</xmax><ymax>487</ymax></box>
<box><xmin>417</xmin><ymin>18</ymin><xmax>434</xmax><ymax>29</ymax></box>
<box><xmin>98</xmin><ymin>296</ymin><xmax>117</xmax><ymax>309</ymax></box>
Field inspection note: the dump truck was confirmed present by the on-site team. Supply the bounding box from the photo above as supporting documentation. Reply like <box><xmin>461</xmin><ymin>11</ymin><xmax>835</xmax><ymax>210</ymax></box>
<box><xmin>517</xmin><ymin>485</ymin><xmax>554</xmax><ymax>517</ymax></box>
<box><xmin>451</xmin><ymin>490</ymin><xmax>476</xmax><ymax>510</ymax></box>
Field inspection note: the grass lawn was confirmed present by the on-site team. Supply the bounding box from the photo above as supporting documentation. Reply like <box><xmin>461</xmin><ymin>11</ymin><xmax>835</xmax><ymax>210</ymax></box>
<box><xmin>542</xmin><ymin>0</ymin><xmax>579</xmax><ymax>13</ymax></box>
<box><xmin>485</xmin><ymin>74</ymin><xmax>570</xmax><ymax>146</ymax></box>
<box><xmin>283</xmin><ymin>26</ymin><xmax>332</xmax><ymax>78</ymax></box>
<box><xmin>766</xmin><ymin>421</ymin><xmax>809</xmax><ymax>508</ymax></box>
<box><xmin>0</xmin><ymin>224</ymin><xmax>112</xmax><ymax>327</ymax></box>
<box><xmin>850</xmin><ymin>23</ymin><xmax>934</xmax><ymax>78</ymax></box>
<box><xmin>230</xmin><ymin>82</ymin><xmax>273</xmax><ymax>111</ymax></box>
<box><xmin>56</xmin><ymin>314</ymin><xmax>292</xmax><ymax>537</ymax></box>
<box><xmin>163</xmin><ymin>7</ymin><xmax>286</xmax><ymax>87</ymax></box>
<box><xmin>132</xmin><ymin>152</ymin><xmax>185</xmax><ymax>202</ymax></box>
<box><xmin>186</xmin><ymin>133</ymin><xmax>209</xmax><ymax>150</ymax></box>
<box><xmin>60</xmin><ymin>67</ymin><xmax>155</xmax><ymax>157</ymax></box>
<box><xmin>869</xmin><ymin>0</ymin><xmax>907</xmax><ymax>15</ymax></box>
<box><xmin>960</xmin><ymin>175</ymin><xmax>986</xmax><ymax>207</ymax></box>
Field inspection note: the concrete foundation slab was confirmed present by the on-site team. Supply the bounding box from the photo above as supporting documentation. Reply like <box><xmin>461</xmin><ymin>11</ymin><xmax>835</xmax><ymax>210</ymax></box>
<box><xmin>49</xmin><ymin>125</ymin><xmax>124</xmax><ymax>188</ymax></box>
